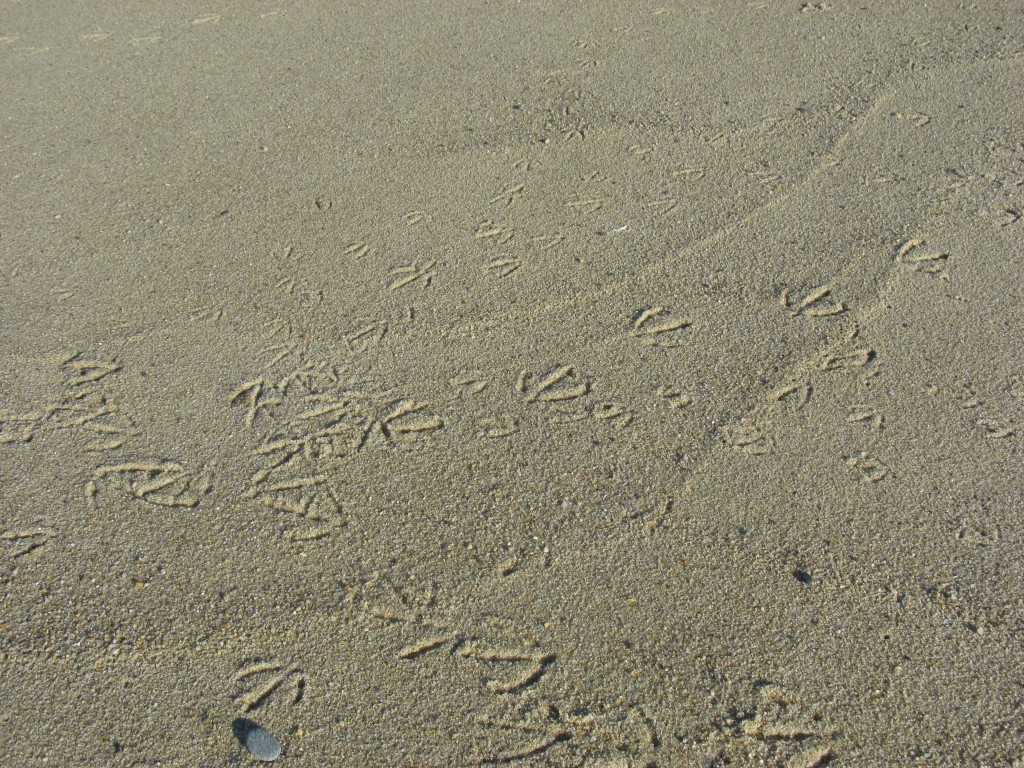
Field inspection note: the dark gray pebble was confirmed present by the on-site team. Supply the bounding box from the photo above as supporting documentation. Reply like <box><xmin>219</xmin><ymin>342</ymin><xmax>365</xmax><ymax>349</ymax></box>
<box><xmin>233</xmin><ymin>718</ymin><xmax>281</xmax><ymax>762</ymax></box>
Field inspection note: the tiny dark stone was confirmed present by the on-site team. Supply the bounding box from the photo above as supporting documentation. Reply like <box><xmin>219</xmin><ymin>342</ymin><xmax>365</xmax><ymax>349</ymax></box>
<box><xmin>793</xmin><ymin>569</ymin><xmax>812</xmax><ymax>584</ymax></box>
<box><xmin>232</xmin><ymin>718</ymin><xmax>281</xmax><ymax>762</ymax></box>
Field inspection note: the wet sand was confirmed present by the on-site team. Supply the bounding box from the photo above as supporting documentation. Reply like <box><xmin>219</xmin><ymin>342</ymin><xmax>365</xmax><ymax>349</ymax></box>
<box><xmin>1</xmin><ymin>2</ymin><xmax>1022</xmax><ymax>766</ymax></box>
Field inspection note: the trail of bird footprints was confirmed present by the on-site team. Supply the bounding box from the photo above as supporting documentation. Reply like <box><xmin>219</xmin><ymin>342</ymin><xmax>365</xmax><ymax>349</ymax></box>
<box><xmin>5</xmin><ymin>234</ymin><xmax>956</xmax><ymax>558</ymax></box>
<box><xmin>934</xmin><ymin>380</ymin><xmax>1017</xmax><ymax>443</ymax></box>
<box><xmin>704</xmin><ymin>315</ymin><xmax>880</xmax><ymax>477</ymax></box>
<box><xmin>229</xmin><ymin>364</ymin><xmax>445</xmax><ymax>541</ymax></box>
<box><xmin>353</xmin><ymin>573</ymin><xmax>554</xmax><ymax>694</ymax></box>
<box><xmin>1</xmin><ymin>355</ymin><xmax>136</xmax><ymax>451</ymax></box>
<box><xmin>0</xmin><ymin>160</ymin><xmax>998</xmax><ymax>764</ymax></box>
<box><xmin>472</xmin><ymin>164</ymin><xmax>568</xmax><ymax>280</ymax></box>
<box><xmin>3</xmin><ymin>9</ymin><xmax>1020</xmax><ymax>765</ymax></box>
<box><xmin>0</xmin><ymin>355</ymin><xmax>211</xmax><ymax>508</ymax></box>
<box><xmin>349</xmin><ymin>572</ymin><xmax>665</xmax><ymax>766</ymax></box>
<box><xmin>348</xmin><ymin>575</ymin><xmax>832</xmax><ymax>764</ymax></box>
<box><xmin>0</xmin><ymin>353</ymin><xmax>215</xmax><ymax>598</ymax></box>
<box><xmin>63</xmin><ymin>361</ymin><xmax>211</xmax><ymax>508</ymax></box>
<box><xmin>475</xmin><ymin>696</ymin><xmax>659</xmax><ymax>766</ymax></box>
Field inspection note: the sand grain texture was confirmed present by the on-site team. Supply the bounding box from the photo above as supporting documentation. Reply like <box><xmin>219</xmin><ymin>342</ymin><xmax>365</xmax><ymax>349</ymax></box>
<box><xmin>1</xmin><ymin>2</ymin><xmax>1022</xmax><ymax>766</ymax></box>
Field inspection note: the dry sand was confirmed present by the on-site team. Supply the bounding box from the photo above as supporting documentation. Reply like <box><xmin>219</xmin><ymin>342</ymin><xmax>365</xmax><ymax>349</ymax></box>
<box><xmin>1</xmin><ymin>2</ymin><xmax>1023</xmax><ymax>766</ymax></box>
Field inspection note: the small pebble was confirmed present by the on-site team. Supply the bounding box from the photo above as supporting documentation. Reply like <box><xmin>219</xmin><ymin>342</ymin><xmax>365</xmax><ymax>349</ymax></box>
<box><xmin>233</xmin><ymin>718</ymin><xmax>281</xmax><ymax>762</ymax></box>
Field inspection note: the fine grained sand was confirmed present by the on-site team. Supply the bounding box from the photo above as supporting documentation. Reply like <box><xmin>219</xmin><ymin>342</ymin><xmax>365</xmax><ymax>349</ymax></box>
<box><xmin>1</xmin><ymin>2</ymin><xmax>1022</xmax><ymax>766</ymax></box>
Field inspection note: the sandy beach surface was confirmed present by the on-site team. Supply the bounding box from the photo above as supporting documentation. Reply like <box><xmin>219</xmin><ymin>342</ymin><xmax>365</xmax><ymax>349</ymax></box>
<box><xmin>1</xmin><ymin>2</ymin><xmax>1022</xmax><ymax>766</ymax></box>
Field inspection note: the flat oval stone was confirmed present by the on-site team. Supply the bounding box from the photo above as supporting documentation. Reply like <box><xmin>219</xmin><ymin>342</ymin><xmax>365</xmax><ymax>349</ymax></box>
<box><xmin>233</xmin><ymin>718</ymin><xmax>281</xmax><ymax>762</ymax></box>
<box><xmin>244</xmin><ymin>725</ymin><xmax>281</xmax><ymax>762</ymax></box>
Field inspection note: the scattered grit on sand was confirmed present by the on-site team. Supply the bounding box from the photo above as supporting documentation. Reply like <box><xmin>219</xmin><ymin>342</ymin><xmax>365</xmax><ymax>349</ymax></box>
<box><xmin>1</xmin><ymin>2</ymin><xmax>1022</xmax><ymax>766</ymax></box>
